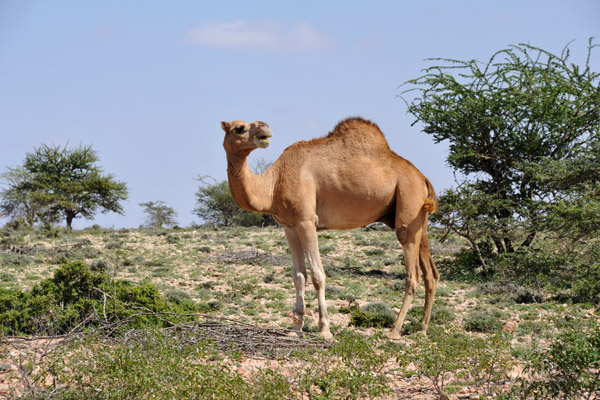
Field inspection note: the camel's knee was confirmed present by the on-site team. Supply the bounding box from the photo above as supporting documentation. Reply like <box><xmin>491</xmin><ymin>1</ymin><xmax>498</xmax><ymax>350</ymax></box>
<box><xmin>395</xmin><ymin>224</ymin><xmax>408</xmax><ymax>244</ymax></box>
<box><xmin>294</xmin><ymin>272</ymin><xmax>306</xmax><ymax>289</ymax></box>
<box><xmin>405</xmin><ymin>277</ymin><xmax>419</xmax><ymax>296</ymax></box>
<box><xmin>311</xmin><ymin>268</ymin><xmax>326</xmax><ymax>291</ymax></box>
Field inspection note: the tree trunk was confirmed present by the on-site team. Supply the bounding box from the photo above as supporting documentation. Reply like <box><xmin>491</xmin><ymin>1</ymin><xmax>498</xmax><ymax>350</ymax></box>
<box><xmin>66</xmin><ymin>210</ymin><xmax>75</xmax><ymax>230</ymax></box>
<box><xmin>492</xmin><ymin>236</ymin><xmax>505</xmax><ymax>253</ymax></box>
<box><xmin>469</xmin><ymin>237</ymin><xmax>490</xmax><ymax>276</ymax></box>
<box><xmin>521</xmin><ymin>231</ymin><xmax>536</xmax><ymax>248</ymax></box>
<box><xmin>504</xmin><ymin>237</ymin><xmax>514</xmax><ymax>253</ymax></box>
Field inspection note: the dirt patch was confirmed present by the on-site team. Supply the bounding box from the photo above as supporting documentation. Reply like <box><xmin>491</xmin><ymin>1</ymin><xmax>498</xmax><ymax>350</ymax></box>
<box><xmin>218</xmin><ymin>249</ymin><xmax>289</xmax><ymax>266</ymax></box>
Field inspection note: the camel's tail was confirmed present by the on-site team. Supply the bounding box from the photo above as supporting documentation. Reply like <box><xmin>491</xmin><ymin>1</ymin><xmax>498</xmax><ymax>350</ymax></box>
<box><xmin>423</xmin><ymin>178</ymin><xmax>437</xmax><ymax>214</ymax></box>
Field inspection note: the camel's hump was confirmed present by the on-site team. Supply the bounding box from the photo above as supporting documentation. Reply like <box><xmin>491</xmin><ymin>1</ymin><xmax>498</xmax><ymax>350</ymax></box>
<box><xmin>327</xmin><ymin>117</ymin><xmax>385</xmax><ymax>138</ymax></box>
<box><xmin>287</xmin><ymin>116</ymin><xmax>391</xmax><ymax>152</ymax></box>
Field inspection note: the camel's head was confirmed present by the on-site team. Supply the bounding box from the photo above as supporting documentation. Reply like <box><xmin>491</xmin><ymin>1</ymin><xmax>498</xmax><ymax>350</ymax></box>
<box><xmin>221</xmin><ymin>120</ymin><xmax>273</xmax><ymax>154</ymax></box>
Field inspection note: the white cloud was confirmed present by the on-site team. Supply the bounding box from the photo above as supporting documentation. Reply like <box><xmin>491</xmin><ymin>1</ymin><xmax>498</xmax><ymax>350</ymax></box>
<box><xmin>184</xmin><ymin>20</ymin><xmax>333</xmax><ymax>51</ymax></box>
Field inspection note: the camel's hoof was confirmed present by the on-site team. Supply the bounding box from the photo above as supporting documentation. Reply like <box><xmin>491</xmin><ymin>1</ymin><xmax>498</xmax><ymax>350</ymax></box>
<box><xmin>319</xmin><ymin>330</ymin><xmax>333</xmax><ymax>340</ymax></box>
<box><xmin>386</xmin><ymin>329</ymin><xmax>402</xmax><ymax>340</ymax></box>
<box><xmin>286</xmin><ymin>330</ymin><xmax>303</xmax><ymax>338</ymax></box>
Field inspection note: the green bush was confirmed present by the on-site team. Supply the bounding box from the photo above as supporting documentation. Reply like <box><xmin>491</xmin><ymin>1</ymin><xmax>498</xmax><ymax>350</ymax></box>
<box><xmin>0</xmin><ymin>261</ymin><xmax>199</xmax><ymax>336</ymax></box>
<box><xmin>90</xmin><ymin>259</ymin><xmax>109</xmax><ymax>273</ymax></box>
<box><xmin>165</xmin><ymin>288</ymin><xmax>194</xmax><ymax>305</ymax></box>
<box><xmin>402</xmin><ymin>305</ymin><xmax>456</xmax><ymax>334</ymax></box>
<box><xmin>198</xmin><ymin>245</ymin><xmax>211</xmax><ymax>253</ymax></box>
<box><xmin>409</xmin><ymin>331</ymin><xmax>473</xmax><ymax>398</ymax></box>
<box><xmin>0</xmin><ymin>254</ymin><xmax>31</xmax><ymax>267</ymax></box>
<box><xmin>17</xmin><ymin>329</ymin><xmax>391</xmax><ymax>400</ymax></box>
<box><xmin>463</xmin><ymin>309</ymin><xmax>505</xmax><ymax>333</ymax></box>
<box><xmin>522</xmin><ymin>321</ymin><xmax>600</xmax><ymax>399</ymax></box>
<box><xmin>467</xmin><ymin>333</ymin><xmax>515</xmax><ymax>397</ymax></box>
<box><xmin>297</xmin><ymin>330</ymin><xmax>392</xmax><ymax>399</ymax></box>
<box><xmin>33</xmin><ymin>330</ymin><xmax>267</xmax><ymax>399</ymax></box>
<box><xmin>571</xmin><ymin>261</ymin><xmax>600</xmax><ymax>305</ymax></box>
<box><xmin>492</xmin><ymin>250</ymin><xmax>570</xmax><ymax>287</ymax></box>
<box><xmin>476</xmin><ymin>281</ymin><xmax>545</xmax><ymax>304</ymax></box>
<box><xmin>397</xmin><ymin>330</ymin><xmax>514</xmax><ymax>399</ymax></box>
<box><xmin>345</xmin><ymin>302</ymin><xmax>396</xmax><ymax>328</ymax></box>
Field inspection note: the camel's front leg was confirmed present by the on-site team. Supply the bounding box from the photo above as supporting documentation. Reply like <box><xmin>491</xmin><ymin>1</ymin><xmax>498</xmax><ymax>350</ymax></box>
<box><xmin>295</xmin><ymin>221</ymin><xmax>332</xmax><ymax>339</ymax></box>
<box><xmin>284</xmin><ymin>226</ymin><xmax>307</xmax><ymax>335</ymax></box>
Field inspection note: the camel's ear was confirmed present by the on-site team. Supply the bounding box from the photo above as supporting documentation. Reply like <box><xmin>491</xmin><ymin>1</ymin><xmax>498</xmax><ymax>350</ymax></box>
<box><xmin>220</xmin><ymin>121</ymin><xmax>230</xmax><ymax>133</ymax></box>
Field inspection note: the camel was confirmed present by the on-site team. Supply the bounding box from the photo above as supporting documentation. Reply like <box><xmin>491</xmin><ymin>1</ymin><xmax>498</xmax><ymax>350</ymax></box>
<box><xmin>220</xmin><ymin>117</ymin><xmax>439</xmax><ymax>339</ymax></box>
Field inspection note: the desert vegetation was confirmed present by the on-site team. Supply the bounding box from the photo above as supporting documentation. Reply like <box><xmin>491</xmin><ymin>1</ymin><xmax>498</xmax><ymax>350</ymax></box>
<box><xmin>0</xmin><ymin>225</ymin><xmax>598</xmax><ymax>399</ymax></box>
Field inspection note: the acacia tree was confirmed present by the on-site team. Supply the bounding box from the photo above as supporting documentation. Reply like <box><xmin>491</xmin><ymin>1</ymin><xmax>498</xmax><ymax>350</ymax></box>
<box><xmin>403</xmin><ymin>39</ymin><xmax>600</xmax><ymax>254</ymax></box>
<box><xmin>4</xmin><ymin>144</ymin><xmax>129</xmax><ymax>230</ymax></box>
<box><xmin>139</xmin><ymin>201</ymin><xmax>178</xmax><ymax>229</ymax></box>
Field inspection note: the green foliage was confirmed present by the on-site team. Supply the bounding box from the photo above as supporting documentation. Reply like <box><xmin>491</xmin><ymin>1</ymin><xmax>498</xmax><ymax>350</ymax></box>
<box><xmin>345</xmin><ymin>302</ymin><xmax>396</xmax><ymax>328</ymax></box>
<box><xmin>297</xmin><ymin>330</ymin><xmax>392</xmax><ymax>399</ymax></box>
<box><xmin>571</xmin><ymin>261</ymin><xmax>600</xmax><ymax>305</ymax></box>
<box><xmin>488</xmin><ymin>247</ymin><xmax>600</xmax><ymax>304</ymax></box>
<box><xmin>525</xmin><ymin>139</ymin><xmax>600</xmax><ymax>243</ymax></box>
<box><xmin>398</xmin><ymin>330</ymin><xmax>515</xmax><ymax>399</ymax></box>
<box><xmin>14</xmin><ymin>329</ymin><xmax>393</xmax><ymax>400</ymax></box>
<box><xmin>522</xmin><ymin>321</ymin><xmax>600</xmax><ymax>399</ymax></box>
<box><xmin>1</xmin><ymin>144</ymin><xmax>128</xmax><ymax>229</ymax></box>
<box><xmin>463</xmin><ymin>308</ymin><xmax>505</xmax><ymax>333</ymax></box>
<box><xmin>476</xmin><ymin>281</ymin><xmax>544</xmax><ymax>304</ymax></box>
<box><xmin>139</xmin><ymin>200</ymin><xmax>178</xmax><ymax>228</ymax></box>
<box><xmin>442</xmin><ymin>240</ymin><xmax>600</xmax><ymax>305</ymax></box>
<box><xmin>0</xmin><ymin>261</ymin><xmax>199</xmax><ymax>336</ymax></box>
<box><xmin>401</xmin><ymin>305</ymin><xmax>457</xmax><ymax>335</ymax></box>
<box><xmin>0</xmin><ymin>167</ymin><xmax>40</xmax><ymax>227</ymax></box>
<box><xmin>406</xmin><ymin>39</ymin><xmax>600</xmax><ymax>258</ymax></box>
<box><xmin>36</xmin><ymin>331</ymin><xmax>254</xmax><ymax>399</ymax></box>
<box><xmin>409</xmin><ymin>331</ymin><xmax>473</xmax><ymax>397</ymax></box>
<box><xmin>467</xmin><ymin>333</ymin><xmax>516</xmax><ymax>397</ymax></box>
<box><xmin>438</xmin><ymin>240</ymin><xmax>495</xmax><ymax>281</ymax></box>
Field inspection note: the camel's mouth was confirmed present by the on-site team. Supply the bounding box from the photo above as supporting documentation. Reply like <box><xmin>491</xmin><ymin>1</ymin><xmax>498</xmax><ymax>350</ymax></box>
<box><xmin>255</xmin><ymin>137</ymin><xmax>271</xmax><ymax>148</ymax></box>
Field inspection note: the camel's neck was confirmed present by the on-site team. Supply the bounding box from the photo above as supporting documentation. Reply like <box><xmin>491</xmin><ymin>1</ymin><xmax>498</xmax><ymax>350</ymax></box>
<box><xmin>226</xmin><ymin>151</ymin><xmax>276</xmax><ymax>215</ymax></box>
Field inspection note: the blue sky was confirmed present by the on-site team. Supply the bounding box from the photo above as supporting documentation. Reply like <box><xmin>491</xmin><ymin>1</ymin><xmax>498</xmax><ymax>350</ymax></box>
<box><xmin>1</xmin><ymin>1</ymin><xmax>598</xmax><ymax>229</ymax></box>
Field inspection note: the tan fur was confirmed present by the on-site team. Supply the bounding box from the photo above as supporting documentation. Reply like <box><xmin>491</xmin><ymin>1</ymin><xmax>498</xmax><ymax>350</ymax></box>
<box><xmin>220</xmin><ymin>117</ymin><xmax>440</xmax><ymax>339</ymax></box>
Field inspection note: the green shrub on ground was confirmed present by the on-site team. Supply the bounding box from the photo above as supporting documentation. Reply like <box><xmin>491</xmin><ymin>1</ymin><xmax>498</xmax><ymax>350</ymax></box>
<box><xmin>571</xmin><ymin>261</ymin><xmax>600</xmax><ymax>305</ymax></box>
<box><xmin>344</xmin><ymin>302</ymin><xmax>396</xmax><ymax>328</ymax></box>
<box><xmin>27</xmin><ymin>330</ymin><xmax>289</xmax><ymax>400</ymax></box>
<box><xmin>14</xmin><ymin>329</ymin><xmax>393</xmax><ymax>400</ymax></box>
<box><xmin>296</xmin><ymin>330</ymin><xmax>392</xmax><ymax>399</ymax></box>
<box><xmin>520</xmin><ymin>320</ymin><xmax>600</xmax><ymax>399</ymax></box>
<box><xmin>408</xmin><ymin>331</ymin><xmax>473</xmax><ymax>398</ymax></box>
<box><xmin>0</xmin><ymin>261</ymin><xmax>200</xmax><ymax>336</ymax></box>
<box><xmin>402</xmin><ymin>305</ymin><xmax>456</xmax><ymax>335</ymax></box>
<box><xmin>394</xmin><ymin>330</ymin><xmax>515</xmax><ymax>399</ymax></box>
<box><xmin>463</xmin><ymin>309</ymin><xmax>505</xmax><ymax>333</ymax></box>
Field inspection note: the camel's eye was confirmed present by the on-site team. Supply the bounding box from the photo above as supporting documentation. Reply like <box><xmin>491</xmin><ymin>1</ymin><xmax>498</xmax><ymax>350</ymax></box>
<box><xmin>235</xmin><ymin>126</ymin><xmax>245</xmax><ymax>134</ymax></box>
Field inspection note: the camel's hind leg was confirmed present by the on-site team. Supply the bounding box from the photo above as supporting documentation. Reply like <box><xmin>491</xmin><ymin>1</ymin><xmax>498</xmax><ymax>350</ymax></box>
<box><xmin>418</xmin><ymin>219</ymin><xmax>439</xmax><ymax>334</ymax></box>
<box><xmin>387</xmin><ymin>215</ymin><xmax>424</xmax><ymax>340</ymax></box>
<box><xmin>284</xmin><ymin>227</ymin><xmax>308</xmax><ymax>335</ymax></box>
